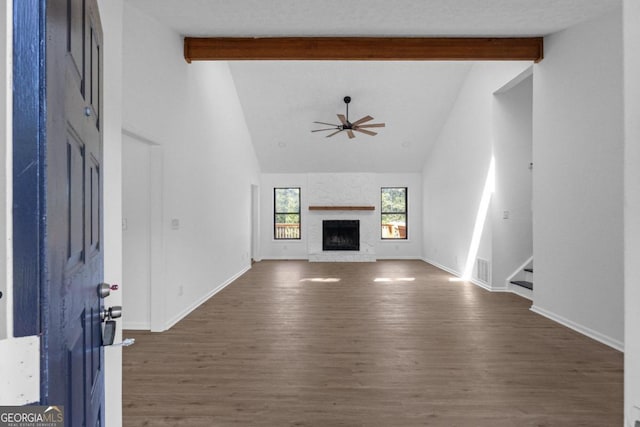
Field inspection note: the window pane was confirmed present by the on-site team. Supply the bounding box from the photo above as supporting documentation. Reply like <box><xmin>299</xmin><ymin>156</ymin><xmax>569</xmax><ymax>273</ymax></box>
<box><xmin>381</xmin><ymin>214</ymin><xmax>406</xmax><ymax>239</ymax></box>
<box><xmin>274</xmin><ymin>187</ymin><xmax>301</xmax><ymax>240</ymax></box>
<box><xmin>275</xmin><ymin>213</ymin><xmax>300</xmax><ymax>224</ymax></box>
<box><xmin>275</xmin><ymin>188</ymin><xmax>300</xmax><ymax>213</ymax></box>
<box><xmin>381</xmin><ymin>188</ymin><xmax>406</xmax><ymax>213</ymax></box>
<box><xmin>381</xmin><ymin>187</ymin><xmax>407</xmax><ymax>240</ymax></box>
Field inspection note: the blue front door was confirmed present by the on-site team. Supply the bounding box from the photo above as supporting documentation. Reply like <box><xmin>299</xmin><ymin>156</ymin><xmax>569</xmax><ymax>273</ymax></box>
<box><xmin>42</xmin><ymin>0</ymin><xmax>105</xmax><ymax>425</ymax></box>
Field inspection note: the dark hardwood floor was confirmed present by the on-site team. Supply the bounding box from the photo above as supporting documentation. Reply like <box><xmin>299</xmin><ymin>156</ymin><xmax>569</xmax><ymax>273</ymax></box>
<box><xmin>122</xmin><ymin>260</ymin><xmax>622</xmax><ymax>426</ymax></box>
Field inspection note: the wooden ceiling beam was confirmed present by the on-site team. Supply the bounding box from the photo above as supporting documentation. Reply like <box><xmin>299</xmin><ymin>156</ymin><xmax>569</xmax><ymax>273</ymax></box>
<box><xmin>184</xmin><ymin>37</ymin><xmax>543</xmax><ymax>63</ymax></box>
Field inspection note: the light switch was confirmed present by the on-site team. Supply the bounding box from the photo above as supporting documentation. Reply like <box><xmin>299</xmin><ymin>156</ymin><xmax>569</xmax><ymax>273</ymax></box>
<box><xmin>171</xmin><ymin>218</ymin><xmax>180</xmax><ymax>230</ymax></box>
<box><xmin>503</xmin><ymin>210</ymin><xmax>510</xmax><ymax>220</ymax></box>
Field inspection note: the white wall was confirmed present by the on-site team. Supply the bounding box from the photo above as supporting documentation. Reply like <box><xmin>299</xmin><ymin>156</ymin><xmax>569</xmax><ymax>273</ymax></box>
<box><xmin>492</xmin><ymin>74</ymin><xmax>533</xmax><ymax>288</ymax></box>
<box><xmin>624</xmin><ymin>0</ymin><xmax>640</xmax><ymax>424</ymax></box>
<box><xmin>122</xmin><ymin>3</ymin><xmax>261</xmax><ymax>330</ymax></box>
<box><xmin>532</xmin><ymin>9</ymin><xmax>624</xmax><ymax>350</ymax></box>
<box><xmin>97</xmin><ymin>0</ymin><xmax>124</xmax><ymax>425</ymax></box>
<box><xmin>260</xmin><ymin>173</ymin><xmax>423</xmax><ymax>260</ymax></box>
<box><xmin>422</xmin><ymin>61</ymin><xmax>531</xmax><ymax>282</ymax></box>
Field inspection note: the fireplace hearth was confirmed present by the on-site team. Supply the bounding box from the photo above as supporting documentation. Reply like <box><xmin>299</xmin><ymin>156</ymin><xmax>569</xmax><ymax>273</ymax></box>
<box><xmin>323</xmin><ymin>220</ymin><xmax>360</xmax><ymax>251</ymax></box>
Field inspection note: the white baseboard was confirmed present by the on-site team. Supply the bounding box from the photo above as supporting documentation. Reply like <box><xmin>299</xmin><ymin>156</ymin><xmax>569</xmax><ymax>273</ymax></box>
<box><xmin>262</xmin><ymin>255</ymin><xmax>424</xmax><ymax>261</ymax></box>
<box><xmin>469</xmin><ymin>278</ymin><xmax>492</xmax><ymax>291</ymax></box>
<box><xmin>164</xmin><ymin>265</ymin><xmax>252</xmax><ymax>331</ymax></box>
<box><xmin>530</xmin><ymin>305</ymin><xmax>624</xmax><ymax>352</ymax></box>
<box><xmin>375</xmin><ymin>255</ymin><xmax>423</xmax><ymax>260</ymax></box>
<box><xmin>422</xmin><ymin>257</ymin><xmax>497</xmax><ymax>292</ymax></box>
<box><xmin>422</xmin><ymin>257</ymin><xmax>461</xmax><ymax>277</ymax></box>
<box><xmin>122</xmin><ymin>321</ymin><xmax>151</xmax><ymax>331</ymax></box>
<box><xmin>508</xmin><ymin>283</ymin><xmax>533</xmax><ymax>300</ymax></box>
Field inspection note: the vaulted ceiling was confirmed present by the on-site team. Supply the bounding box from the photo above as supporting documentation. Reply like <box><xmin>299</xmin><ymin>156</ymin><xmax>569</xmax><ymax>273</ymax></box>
<box><xmin>129</xmin><ymin>0</ymin><xmax>619</xmax><ymax>173</ymax></box>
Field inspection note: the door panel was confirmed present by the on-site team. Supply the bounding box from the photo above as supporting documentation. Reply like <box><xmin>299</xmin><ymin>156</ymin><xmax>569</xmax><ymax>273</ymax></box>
<box><xmin>89</xmin><ymin>157</ymin><xmax>100</xmax><ymax>254</ymax></box>
<box><xmin>67</xmin><ymin>0</ymin><xmax>84</xmax><ymax>92</ymax></box>
<box><xmin>89</xmin><ymin>26</ymin><xmax>100</xmax><ymax>122</ymax></box>
<box><xmin>67</xmin><ymin>133</ymin><xmax>85</xmax><ymax>267</ymax></box>
<box><xmin>45</xmin><ymin>0</ymin><xmax>104</xmax><ymax>425</ymax></box>
<box><xmin>67</xmin><ymin>321</ymin><xmax>84</xmax><ymax>424</ymax></box>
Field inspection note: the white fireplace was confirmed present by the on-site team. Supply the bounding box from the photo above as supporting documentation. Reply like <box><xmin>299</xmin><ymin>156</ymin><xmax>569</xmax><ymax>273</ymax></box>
<box><xmin>307</xmin><ymin>174</ymin><xmax>377</xmax><ymax>262</ymax></box>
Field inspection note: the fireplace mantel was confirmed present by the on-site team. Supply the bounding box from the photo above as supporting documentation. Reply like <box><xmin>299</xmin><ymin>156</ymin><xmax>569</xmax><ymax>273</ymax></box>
<box><xmin>309</xmin><ymin>206</ymin><xmax>375</xmax><ymax>211</ymax></box>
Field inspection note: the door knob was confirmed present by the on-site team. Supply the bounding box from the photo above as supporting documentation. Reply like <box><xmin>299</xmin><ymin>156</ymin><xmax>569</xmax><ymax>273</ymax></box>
<box><xmin>98</xmin><ymin>283</ymin><xmax>111</xmax><ymax>298</ymax></box>
<box><xmin>101</xmin><ymin>305</ymin><xmax>122</xmax><ymax>321</ymax></box>
<box><xmin>98</xmin><ymin>283</ymin><xmax>119</xmax><ymax>298</ymax></box>
<box><xmin>109</xmin><ymin>306</ymin><xmax>122</xmax><ymax>319</ymax></box>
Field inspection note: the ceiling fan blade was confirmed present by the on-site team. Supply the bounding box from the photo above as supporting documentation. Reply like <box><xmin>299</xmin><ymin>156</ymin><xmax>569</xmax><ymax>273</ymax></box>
<box><xmin>356</xmin><ymin>122</ymin><xmax>385</xmax><ymax>128</ymax></box>
<box><xmin>351</xmin><ymin>115</ymin><xmax>373</xmax><ymax>126</ymax></box>
<box><xmin>311</xmin><ymin>127</ymin><xmax>340</xmax><ymax>132</ymax></box>
<box><xmin>313</xmin><ymin>121</ymin><xmax>340</xmax><ymax>127</ymax></box>
<box><xmin>326</xmin><ymin>129</ymin><xmax>343</xmax><ymax>138</ymax></box>
<box><xmin>337</xmin><ymin>114</ymin><xmax>348</xmax><ymax>126</ymax></box>
<box><xmin>347</xmin><ymin>130</ymin><xmax>355</xmax><ymax>139</ymax></box>
<box><xmin>354</xmin><ymin>128</ymin><xmax>377</xmax><ymax>136</ymax></box>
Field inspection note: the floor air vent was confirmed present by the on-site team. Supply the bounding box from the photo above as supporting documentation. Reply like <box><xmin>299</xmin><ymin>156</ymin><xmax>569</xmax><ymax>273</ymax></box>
<box><xmin>475</xmin><ymin>258</ymin><xmax>490</xmax><ymax>284</ymax></box>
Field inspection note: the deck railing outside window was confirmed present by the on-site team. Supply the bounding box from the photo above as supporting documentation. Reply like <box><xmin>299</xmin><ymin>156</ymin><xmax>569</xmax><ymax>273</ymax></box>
<box><xmin>275</xmin><ymin>223</ymin><xmax>300</xmax><ymax>239</ymax></box>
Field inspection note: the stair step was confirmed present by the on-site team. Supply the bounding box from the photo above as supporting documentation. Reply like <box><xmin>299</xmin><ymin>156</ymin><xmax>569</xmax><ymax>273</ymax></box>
<box><xmin>524</xmin><ymin>268</ymin><xmax>533</xmax><ymax>273</ymax></box>
<box><xmin>511</xmin><ymin>280</ymin><xmax>533</xmax><ymax>290</ymax></box>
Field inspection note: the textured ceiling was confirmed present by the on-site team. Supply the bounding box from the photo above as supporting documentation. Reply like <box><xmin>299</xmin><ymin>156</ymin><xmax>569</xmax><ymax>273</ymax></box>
<box><xmin>127</xmin><ymin>0</ymin><xmax>619</xmax><ymax>173</ymax></box>
<box><xmin>129</xmin><ymin>0</ymin><xmax>619</xmax><ymax>38</ymax></box>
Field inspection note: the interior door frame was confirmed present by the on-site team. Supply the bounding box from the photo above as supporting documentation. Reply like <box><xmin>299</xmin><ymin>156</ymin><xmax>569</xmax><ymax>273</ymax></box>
<box><xmin>251</xmin><ymin>184</ymin><xmax>261</xmax><ymax>262</ymax></box>
<box><xmin>122</xmin><ymin>129</ymin><xmax>165</xmax><ymax>332</ymax></box>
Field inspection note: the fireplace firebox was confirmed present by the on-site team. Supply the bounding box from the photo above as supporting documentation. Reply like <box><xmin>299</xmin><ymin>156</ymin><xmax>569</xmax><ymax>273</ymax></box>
<box><xmin>323</xmin><ymin>220</ymin><xmax>360</xmax><ymax>251</ymax></box>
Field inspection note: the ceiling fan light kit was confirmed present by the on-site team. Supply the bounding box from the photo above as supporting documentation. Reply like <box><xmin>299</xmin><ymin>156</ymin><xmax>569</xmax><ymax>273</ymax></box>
<box><xmin>312</xmin><ymin>96</ymin><xmax>385</xmax><ymax>139</ymax></box>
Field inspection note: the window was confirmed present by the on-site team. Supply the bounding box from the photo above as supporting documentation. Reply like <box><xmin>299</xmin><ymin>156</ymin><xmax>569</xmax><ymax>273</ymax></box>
<box><xmin>381</xmin><ymin>187</ymin><xmax>407</xmax><ymax>239</ymax></box>
<box><xmin>274</xmin><ymin>187</ymin><xmax>301</xmax><ymax>239</ymax></box>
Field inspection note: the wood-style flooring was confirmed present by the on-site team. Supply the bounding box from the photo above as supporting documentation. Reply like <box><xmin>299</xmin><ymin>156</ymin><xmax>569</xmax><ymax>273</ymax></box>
<box><xmin>122</xmin><ymin>260</ymin><xmax>622</xmax><ymax>426</ymax></box>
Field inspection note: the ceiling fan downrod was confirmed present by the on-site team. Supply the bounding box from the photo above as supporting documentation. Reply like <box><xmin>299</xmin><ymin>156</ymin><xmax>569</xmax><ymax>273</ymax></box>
<box><xmin>344</xmin><ymin>96</ymin><xmax>351</xmax><ymax>126</ymax></box>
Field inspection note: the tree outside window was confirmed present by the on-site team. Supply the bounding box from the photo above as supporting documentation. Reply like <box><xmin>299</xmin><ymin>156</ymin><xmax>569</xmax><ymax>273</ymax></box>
<box><xmin>381</xmin><ymin>187</ymin><xmax>407</xmax><ymax>239</ymax></box>
<box><xmin>274</xmin><ymin>188</ymin><xmax>301</xmax><ymax>239</ymax></box>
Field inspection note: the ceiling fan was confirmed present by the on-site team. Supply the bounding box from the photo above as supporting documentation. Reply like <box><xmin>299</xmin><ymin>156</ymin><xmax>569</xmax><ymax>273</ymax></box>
<box><xmin>312</xmin><ymin>96</ymin><xmax>385</xmax><ymax>139</ymax></box>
